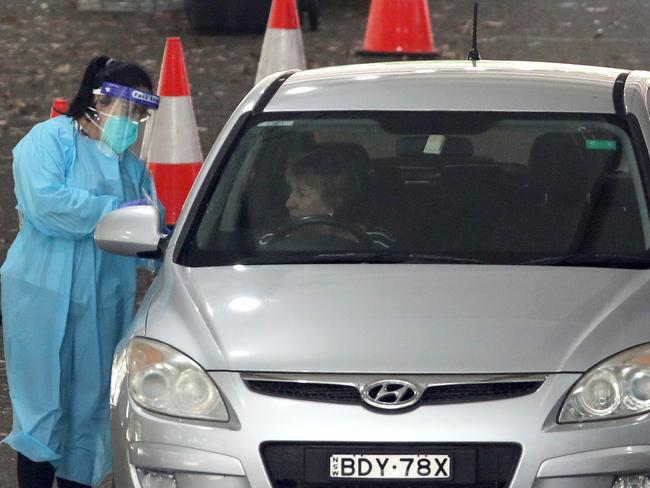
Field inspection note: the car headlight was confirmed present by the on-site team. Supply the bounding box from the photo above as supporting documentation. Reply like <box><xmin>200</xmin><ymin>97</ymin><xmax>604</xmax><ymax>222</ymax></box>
<box><xmin>559</xmin><ymin>343</ymin><xmax>650</xmax><ymax>423</ymax></box>
<box><xmin>126</xmin><ymin>337</ymin><xmax>229</xmax><ymax>422</ymax></box>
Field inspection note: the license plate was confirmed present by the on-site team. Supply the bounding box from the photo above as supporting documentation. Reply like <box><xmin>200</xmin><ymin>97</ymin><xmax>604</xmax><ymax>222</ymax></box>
<box><xmin>329</xmin><ymin>454</ymin><xmax>451</xmax><ymax>479</ymax></box>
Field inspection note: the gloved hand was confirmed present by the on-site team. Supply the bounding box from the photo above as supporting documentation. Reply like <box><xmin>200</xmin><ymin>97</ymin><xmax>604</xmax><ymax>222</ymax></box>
<box><xmin>118</xmin><ymin>198</ymin><xmax>148</xmax><ymax>208</ymax></box>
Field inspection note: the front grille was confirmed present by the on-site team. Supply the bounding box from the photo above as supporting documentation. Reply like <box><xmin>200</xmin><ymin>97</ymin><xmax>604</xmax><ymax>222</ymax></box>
<box><xmin>246</xmin><ymin>380</ymin><xmax>361</xmax><ymax>404</ymax></box>
<box><xmin>245</xmin><ymin>379</ymin><xmax>543</xmax><ymax>406</ymax></box>
<box><xmin>262</xmin><ymin>442</ymin><xmax>522</xmax><ymax>488</ymax></box>
<box><xmin>420</xmin><ymin>381</ymin><xmax>543</xmax><ymax>405</ymax></box>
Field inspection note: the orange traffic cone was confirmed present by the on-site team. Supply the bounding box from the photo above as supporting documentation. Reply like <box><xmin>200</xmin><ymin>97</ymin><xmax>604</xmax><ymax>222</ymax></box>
<box><xmin>50</xmin><ymin>98</ymin><xmax>68</xmax><ymax>118</ymax></box>
<box><xmin>255</xmin><ymin>0</ymin><xmax>306</xmax><ymax>83</ymax></box>
<box><xmin>360</xmin><ymin>0</ymin><xmax>438</xmax><ymax>57</ymax></box>
<box><xmin>146</xmin><ymin>37</ymin><xmax>203</xmax><ymax>225</ymax></box>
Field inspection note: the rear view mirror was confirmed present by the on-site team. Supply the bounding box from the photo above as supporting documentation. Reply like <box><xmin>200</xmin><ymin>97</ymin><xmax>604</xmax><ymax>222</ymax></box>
<box><xmin>94</xmin><ymin>206</ymin><xmax>163</xmax><ymax>257</ymax></box>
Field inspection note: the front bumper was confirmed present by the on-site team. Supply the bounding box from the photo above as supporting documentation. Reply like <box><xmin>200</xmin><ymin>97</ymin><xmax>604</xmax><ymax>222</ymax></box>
<box><xmin>112</xmin><ymin>371</ymin><xmax>650</xmax><ymax>488</ymax></box>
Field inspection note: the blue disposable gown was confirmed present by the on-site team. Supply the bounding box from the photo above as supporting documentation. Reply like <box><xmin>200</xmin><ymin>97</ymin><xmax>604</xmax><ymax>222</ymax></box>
<box><xmin>1</xmin><ymin>115</ymin><xmax>156</xmax><ymax>486</ymax></box>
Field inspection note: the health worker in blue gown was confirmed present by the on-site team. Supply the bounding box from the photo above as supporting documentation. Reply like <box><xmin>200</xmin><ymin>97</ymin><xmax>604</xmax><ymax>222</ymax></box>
<box><xmin>1</xmin><ymin>56</ymin><xmax>162</xmax><ymax>488</ymax></box>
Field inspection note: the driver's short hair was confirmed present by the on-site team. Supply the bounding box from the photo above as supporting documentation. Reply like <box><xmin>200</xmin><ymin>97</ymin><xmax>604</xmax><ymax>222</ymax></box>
<box><xmin>285</xmin><ymin>144</ymin><xmax>363</xmax><ymax>213</ymax></box>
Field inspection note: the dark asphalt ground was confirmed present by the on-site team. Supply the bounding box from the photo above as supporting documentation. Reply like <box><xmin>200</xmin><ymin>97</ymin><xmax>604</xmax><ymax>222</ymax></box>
<box><xmin>1</xmin><ymin>0</ymin><xmax>650</xmax><ymax>486</ymax></box>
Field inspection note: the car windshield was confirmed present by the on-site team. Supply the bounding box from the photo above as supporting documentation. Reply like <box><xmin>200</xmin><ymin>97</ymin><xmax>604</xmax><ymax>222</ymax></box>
<box><xmin>177</xmin><ymin>111</ymin><xmax>650</xmax><ymax>267</ymax></box>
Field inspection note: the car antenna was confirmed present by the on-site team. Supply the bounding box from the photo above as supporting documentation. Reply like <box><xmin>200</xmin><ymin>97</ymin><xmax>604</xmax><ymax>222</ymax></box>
<box><xmin>467</xmin><ymin>2</ymin><xmax>480</xmax><ymax>63</ymax></box>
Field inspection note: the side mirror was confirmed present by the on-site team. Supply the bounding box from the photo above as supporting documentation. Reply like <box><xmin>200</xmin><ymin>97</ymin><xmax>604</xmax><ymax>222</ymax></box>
<box><xmin>94</xmin><ymin>205</ymin><xmax>164</xmax><ymax>257</ymax></box>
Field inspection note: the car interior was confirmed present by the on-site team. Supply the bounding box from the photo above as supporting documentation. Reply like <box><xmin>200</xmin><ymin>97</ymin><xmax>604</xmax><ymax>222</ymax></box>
<box><xmin>190</xmin><ymin>114</ymin><xmax>648</xmax><ymax>263</ymax></box>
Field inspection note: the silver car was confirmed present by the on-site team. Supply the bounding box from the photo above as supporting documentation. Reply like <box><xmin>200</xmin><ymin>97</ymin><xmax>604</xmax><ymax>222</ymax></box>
<box><xmin>96</xmin><ymin>60</ymin><xmax>650</xmax><ymax>488</ymax></box>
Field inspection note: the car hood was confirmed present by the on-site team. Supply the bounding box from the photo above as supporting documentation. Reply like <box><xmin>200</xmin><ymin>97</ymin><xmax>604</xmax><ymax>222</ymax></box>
<box><xmin>157</xmin><ymin>264</ymin><xmax>650</xmax><ymax>373</ymax></box>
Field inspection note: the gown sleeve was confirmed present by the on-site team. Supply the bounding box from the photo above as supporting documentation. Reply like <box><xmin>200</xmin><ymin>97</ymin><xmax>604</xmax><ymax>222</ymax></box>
<box><xmin>139</xmin><ymin>163</ymin><xmax>167</xmax><ymax>272</ymax></box>
<box><xmin>12</xmin><ymin>120</ymin><xmax>120</xmax><ymax>240</ymax></box>
<box><xmin>119</xmin><ymin>151</ymin><xmax>167</xmax><ymax>271</ymax></box>
<box><xmin>142</xmin><ymin>167</ymin><xmax>167</xmax><ymax>226</ymax></box>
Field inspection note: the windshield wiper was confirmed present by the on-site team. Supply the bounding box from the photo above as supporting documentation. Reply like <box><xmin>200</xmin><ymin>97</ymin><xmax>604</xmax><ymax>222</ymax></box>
<box><xmin>401</xmin><ymin>253</ymin><xmax>485</xmax><ymax>264</ymax></box>
<box><xmin>234</xmin><ymin>252</ymin><xmax>486</xmax><ymax>265</ymax></box>
<box><xmin>521</xmin><ymin>253</ymin><xmax>650</xmax><ymax>269</ymax></box>
<box><xmin>311</xmin><ymin>252</ymin><xmax>402</xmax><ymax>263</ymax></box>
<box><xmin>311</xmin><ymin>252</ymin><xmax>486</xmax><ymax>264</ymax></box>
<box><xmin>232</xmin><ymin>253</ymin><xmax>397</xmax><ymax>265</ymax></box>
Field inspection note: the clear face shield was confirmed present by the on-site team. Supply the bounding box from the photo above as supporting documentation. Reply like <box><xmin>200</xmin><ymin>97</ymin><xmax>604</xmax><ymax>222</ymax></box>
<box><xmin>87</xmin><ymin>82</ymin><xmax>160</xmax><ymax>156</ymax></box>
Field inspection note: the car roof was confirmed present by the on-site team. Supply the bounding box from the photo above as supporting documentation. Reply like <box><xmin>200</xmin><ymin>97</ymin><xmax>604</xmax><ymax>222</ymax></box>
<box><xmin>264</xmin><ymin>60</ymin><xmax>628</xmax><ymax>114</ymax></box>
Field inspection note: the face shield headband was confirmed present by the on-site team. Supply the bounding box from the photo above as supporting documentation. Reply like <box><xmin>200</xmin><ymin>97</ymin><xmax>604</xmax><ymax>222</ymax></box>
<box><xmin>87</xmin><ymin>82</ymin><xmax>160</xmax><ymax>156</ymax></box>
<box><xmin>93</xmin><ymin>81</ymin><xmax>160</xmax><ymax>111</ymax></box>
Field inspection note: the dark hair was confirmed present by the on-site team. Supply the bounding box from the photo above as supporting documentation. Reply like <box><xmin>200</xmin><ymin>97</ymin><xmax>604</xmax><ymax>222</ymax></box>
<box><xmin>65</xmin><ymin>56</ymin><xmax>154</xmax><ymax>119</ymax></box>
<box><xmin>285</xmin><ymin>145</ymin><xmax>363</xmax><ymax>214</ymax></box>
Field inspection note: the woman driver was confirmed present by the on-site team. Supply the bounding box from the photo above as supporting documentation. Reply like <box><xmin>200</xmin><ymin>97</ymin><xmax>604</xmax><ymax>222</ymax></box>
<box><xmin>285</xmin><ymin>145</ymin><xmax>360</xmax><ymax>219</ymax></box>
<box><xmin>281</xmin><ymin>144</ymin><xmax>394</xmax><ymax>248</ymax></box>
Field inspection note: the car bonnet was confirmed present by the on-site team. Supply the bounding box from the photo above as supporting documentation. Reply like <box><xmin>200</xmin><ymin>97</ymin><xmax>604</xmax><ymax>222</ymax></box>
<box><xmin>146</xmin><ymin>264</ymin><xmax>650</xmax><ymax>373</ymax></box>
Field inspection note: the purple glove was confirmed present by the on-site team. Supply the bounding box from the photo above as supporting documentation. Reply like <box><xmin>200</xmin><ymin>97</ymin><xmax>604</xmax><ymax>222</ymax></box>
<box><xmin>118</xmin><ymin>198</ymin><xmax>148</xmax><ymax>209</ymax></box>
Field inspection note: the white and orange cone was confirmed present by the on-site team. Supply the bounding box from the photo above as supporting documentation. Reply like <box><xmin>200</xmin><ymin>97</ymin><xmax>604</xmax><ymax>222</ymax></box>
<box><xmin>360</xmin><ymin>0</ymin><xmax>438</xmax><ymax>57</ymax></box>
<box><xmin>255</xmin><ymin>0</ymin><xmax>306</xmax><ymax>83</ymax></box>
<box><xmin>145</xmin><ymin>37</ymin><xmax>203</xmax><ymax>226</ymax></box>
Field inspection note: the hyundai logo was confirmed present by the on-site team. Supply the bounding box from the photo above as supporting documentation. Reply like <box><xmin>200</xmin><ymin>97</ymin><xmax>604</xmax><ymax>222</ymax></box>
<box><xmin>361</xmin><ymin>380</ymin><xmax>421</xmax><ymax>410</ymax></box>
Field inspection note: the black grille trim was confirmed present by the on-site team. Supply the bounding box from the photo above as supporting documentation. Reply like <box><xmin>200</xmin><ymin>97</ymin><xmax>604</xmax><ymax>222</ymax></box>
<box><xmin>246</xmin><ymin>380</ymin><xmax>361</xmax><ymax>404</ymax></box>
<box><xmin>420</xmin><ymin>381</ymin><xmax>543</xmax><ymax>404</ymax></box>
<box><xmin>245</xmin><ymin>380</ymin><xmax>543</xmax><ymax>406</ymax></box>
<box><xmin>261</xmin><ymin>442</ymin><xmax>522</xmax><ymax>488</ymax></box>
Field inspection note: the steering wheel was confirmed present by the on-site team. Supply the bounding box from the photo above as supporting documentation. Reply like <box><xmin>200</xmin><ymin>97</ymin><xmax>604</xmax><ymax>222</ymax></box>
<box><xmin>266</xmin><ymin>215</ymin><xmax>373</xmax><ymax>248</ymax></box>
